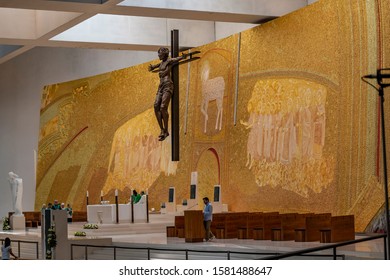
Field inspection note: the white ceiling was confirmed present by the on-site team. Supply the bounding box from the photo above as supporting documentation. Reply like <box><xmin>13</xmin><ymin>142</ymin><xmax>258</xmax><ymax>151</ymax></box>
<box><xmin>0</xmin><ymin>0</ymin><xmax>310</xmax><ymax>65</ymax></box>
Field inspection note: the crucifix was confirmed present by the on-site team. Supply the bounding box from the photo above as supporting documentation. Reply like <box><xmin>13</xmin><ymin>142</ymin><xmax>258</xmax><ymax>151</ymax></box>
<box><xmin>148</xmin><ymin>29</ymin><xmax>200</xmax><ymax>161</ymax></box>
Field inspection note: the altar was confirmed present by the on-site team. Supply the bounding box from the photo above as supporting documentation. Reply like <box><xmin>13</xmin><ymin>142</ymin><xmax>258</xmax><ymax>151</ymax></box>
<box><xmin>87</xmin><ymin>204</ymin><xmax>116</xmax><ymax>224</ymax></box>
<box><xmin>87</xmin><ymin>196</ymin><xmax>148</xmax><ymax>224</ymax></box>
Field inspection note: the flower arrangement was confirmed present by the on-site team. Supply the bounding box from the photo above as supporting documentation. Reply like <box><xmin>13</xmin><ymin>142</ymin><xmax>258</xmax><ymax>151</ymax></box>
<box><xmin>47</xmin><ymin>226</ymin><xmax>57</xmax><ymax>247</ymax></box>
<box><xmin>83</xmin><ymin>223</ymin><xmax>99</xmax><ymax>229</ymax></box>
<box><xmin>74</xmin><ymin>231</ymin><xmax>87</xmax><ymax>237</ymax></box>
<box><xmin>46</xmin><ymin>225</ymin><xmax>57</xmax><ymax>259</ymax></box>
<box><xmin>2</xmin><ymin>217</ymin><xmax>11</xmax><ymax>230</ymax></box>
<box><xmin>46</xmin><ymin>249</ymin><xmax>52</xmax><ymax>259</ymax></box>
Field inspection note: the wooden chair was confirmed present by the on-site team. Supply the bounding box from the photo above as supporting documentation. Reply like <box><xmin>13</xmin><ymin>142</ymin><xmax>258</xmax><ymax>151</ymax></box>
<box><xmin>294</xmin><ymin>213</ymin><xmax>331</xmax><ymax>242</ymax></box>
<box><xmin>320</xmin><ymin>215</ymin><xmax>355</xmax><ymax>243</ymax></box>
<box><xmin>174</xmin><ymin>215</ymin><xmax>185</xmax><ymax>238</ymax></box>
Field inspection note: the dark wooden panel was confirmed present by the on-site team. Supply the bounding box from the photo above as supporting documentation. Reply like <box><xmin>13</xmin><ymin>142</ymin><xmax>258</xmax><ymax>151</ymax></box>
<box><xmin>330</xmin><ymin>215</ymin><xmax>355</xmax><ymax>242</ymax></box>
<box><xmin>184</xmin><ymin>210</ymin><xmax>204</xmax><ymax>242</ymax></box>
<box><xmin>72</xmin><ymin>211</ymin><xmax>87</xmax><ymax>222</ymax></box>
<box><xmin>174</xmin><ymin>215</ymin><xmax>185</xmax><ymax>237</ymax></box>
<box><xmin>305</xmin><ymin>213</ymin><xmax>331</xmax><ymax>242</ymax></box>
<box><xmin>263</xmin><ymin>213</ymin><xmax>281</xmax><ymax>240</ymax></box>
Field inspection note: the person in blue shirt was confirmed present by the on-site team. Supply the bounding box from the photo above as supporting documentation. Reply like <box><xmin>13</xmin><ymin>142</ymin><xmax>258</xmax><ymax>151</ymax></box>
<box><xmin>203</xmin><ymin>197</ymin><xmax>215</xmax><ymax>241</ymax></box>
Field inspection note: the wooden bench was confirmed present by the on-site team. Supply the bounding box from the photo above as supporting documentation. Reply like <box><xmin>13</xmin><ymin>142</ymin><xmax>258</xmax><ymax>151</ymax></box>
<box><xmin>210</xmin><ymin>212</ymin><xmax>250</xmax><ymax>239</ymax></box>
<box><xmin>33</xmin><ymin>211</ymin><xmax>42</xmax><ymax>226</ymax></box>
<box><xmin>166</xmin><ymin>226</ymin><xmax>176</xmax><ymax>237</ymax></box>
<box><xmin>263</xmin><ymin>213</ymin><xmax>281</xmax><ymax>240</ymax></box>
<box><xmin>174</xmin><ymin>215</ymin><xmax>185</xmax><ymax>238</ymax></box>
<box><xmin>211</xmin><ymin>213</ymin><xmax>227</xmax><ymax>239</ymax></box>
<box><xmin>225</xmin><ymin>212</ymin><xmax>248</xmax><ymax>239</ymax></box>
<box><xmin>237</xmin><ymin>212</ymin><xmax>250</xmax><ymax>239</ymax></box>
<box><xmin>271</xmin><ymin>213</ymin><xmax>299</xmax><ymax>241</ymax></box>
<box><xmin>253</xmin><ymin>227</ymin><xmax>264</xmax><ymax>240</ymax></box>
<box><xmin>259</xmin><ymin>213</ymin><xmax>314</xmax><ymax>241</ymax></box>
<box><xmin>307</xmin><ymin>213</ymin><xmax>331</xmax><ymax>242</ymax></box>
<box><xmin>9</xmin><ymin>210</ymin><xmax>87</xmax><ymax>226</ymax></box>
<box><xmin>246</xmin><ymin>212</ymin><xmax>263</xmax><ymax>239</ymax></box>
<box><xmin>247</xmin><ymin>212</ymin><xmax>279</xmax><ymax>240</ymax></box>
<box><xmin>286</xmin><ymin>213</ymin><xmax>311</xmax><ymax>241</ymax></box>
<box><xmin>25</xmin><ymin>212</ymin><xmax>41</xmax><ymax>227</ymax></box>
<box><xmin>237</xmin><ymin>212</ymin><xmax>252</xmax><ymax>239</ymax></box>
<box><xmin>294</xmin><ymin>213</ymin><xmax>331</xmax><ymax>242</ymax></box>
<box><xmin>320</xmin><ymin>215</ymin><xmax>355</xmax><ymax>243</ymax></box>
<box><xmin>215</xmin><ymin>228</ymin><xmax>225</xmax><ymax>239</ymax></box>
<box><xmin>72</xmin><ymin>211</ymin><xmax>87</xmax><ymax>222</ymax></box>
<box><xmin>9</xmin><ymin>211</ymin><xmax>41</xmax><ymax>228</ymax></box>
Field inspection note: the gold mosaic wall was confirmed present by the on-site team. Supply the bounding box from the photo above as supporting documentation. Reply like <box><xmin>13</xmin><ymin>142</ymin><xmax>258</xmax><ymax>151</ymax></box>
<box><xmin>36</xmin><ymin>0</ymin><xmax>389</xmax><ymax>231</ymax></box>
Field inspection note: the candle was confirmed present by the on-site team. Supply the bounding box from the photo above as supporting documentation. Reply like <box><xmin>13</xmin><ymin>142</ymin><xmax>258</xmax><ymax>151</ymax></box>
<box><xmin>115</xmin><ymin>189</ymin><xmax>118</xmax><ymax>196</ymax></box>
<box><xmin>87</xmin><ymin>191</ymin><xmax>89</xmax><ymax>197</ymax></box>
<box><xmin>101</xmin><ymin>190</ymin><xmax>103</xmax><ymax>197</ymax></box>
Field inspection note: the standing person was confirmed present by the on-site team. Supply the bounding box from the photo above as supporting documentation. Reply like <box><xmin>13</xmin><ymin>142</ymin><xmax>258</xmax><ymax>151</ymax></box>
<box><xmin>1</xmin><ymin>237</ymin><xmax>18</xmax><ymax>260</ymax></box>
<box><xmin>203</xmin><ymin>197</ymin><xmax>215</xmax><ymax>241</ymax></box>
<box><xmin>52</xmin><ymin>200</ymin><xmax>61</xmax><ymax>210</ymax></box>
<box><xmin>66</xmin><ymin>204</ymin><xmax>73</xmax><ymax>223</ymax></box>
<box><xmin>131</xmin><ymin>190</ymin><xmax>141</xmax><ymax>204</ymax></box>
<box><xmin>148</xmin><ymin>47</ymin><xmax>187</xmax><ymax>141</ymax></box>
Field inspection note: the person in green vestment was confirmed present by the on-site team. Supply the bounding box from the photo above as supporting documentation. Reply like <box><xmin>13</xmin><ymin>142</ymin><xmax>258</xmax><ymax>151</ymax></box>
<box><xmin>131</xmin><ymin>190</ymin><xmax>141</xmax><ymax>204</ymax></box>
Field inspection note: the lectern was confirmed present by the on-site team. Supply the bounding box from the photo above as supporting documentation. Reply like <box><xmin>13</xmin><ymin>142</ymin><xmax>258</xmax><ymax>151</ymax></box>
<box><xmin>184</xmin><ymin>210</ymin><xmax>204</xmax><ymax>242</ymax></box>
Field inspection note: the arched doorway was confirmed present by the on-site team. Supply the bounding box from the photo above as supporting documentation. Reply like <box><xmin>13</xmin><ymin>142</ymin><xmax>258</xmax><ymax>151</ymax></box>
<box><xmin>196</xmin><ymin>148</ymin><xmax>220</xmax><ymax>207</ymax></box>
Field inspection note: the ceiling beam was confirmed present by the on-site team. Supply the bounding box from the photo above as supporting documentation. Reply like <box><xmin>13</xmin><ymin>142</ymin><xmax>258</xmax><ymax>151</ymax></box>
<box><xmin>0</xmin><ymin>0</ymin><xmax>305</xmax><ymax>23</ymax></box>
<box><xmin>0</xmin><ymin>0</ymin><xmax>309</xmax><ymax>65</ymax></box>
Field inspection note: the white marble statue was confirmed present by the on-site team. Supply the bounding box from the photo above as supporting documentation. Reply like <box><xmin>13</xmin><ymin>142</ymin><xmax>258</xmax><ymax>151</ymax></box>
<box><xmin>8</xmin><ymin>172</ymin><xmax>23</xmax><ymax>215</ymax></box>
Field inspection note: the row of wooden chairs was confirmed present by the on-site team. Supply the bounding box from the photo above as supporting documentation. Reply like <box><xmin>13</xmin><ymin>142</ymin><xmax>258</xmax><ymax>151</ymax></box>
<box><xmin>8</xmin><ymin>211</ymin><xmax>41</xmax><ymax>228</ymax></box>
<box><xmin>8</xmin><ymin>211</ymin><xmax>88</xmax><ymax>228</ymax></box>
<box><xmin>168</xmin><ymin>212</ymin><xmax>355</xmax><ymax>243</ymax></box>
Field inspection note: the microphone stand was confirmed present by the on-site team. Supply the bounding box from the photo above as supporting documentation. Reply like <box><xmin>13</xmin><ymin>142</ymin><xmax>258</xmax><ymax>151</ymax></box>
<box><xmin>115</xmin><ymin>193</ymin><xmax>119</xmax><ymax>224</ymax></box>
<box><xmin>364</xmin><ymin>70</ymin><xmax>390</xmax><ymax>259</ymax></box>
<box><xmin>378</xmin><ymin>83</ymin><xmax>390</xmax><ymax>260</ymax></box>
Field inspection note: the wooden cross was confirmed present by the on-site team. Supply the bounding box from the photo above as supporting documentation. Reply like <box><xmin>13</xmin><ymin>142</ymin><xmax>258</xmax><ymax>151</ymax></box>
<box><xmin>170</xmin><ymin>29</ymin><xmax>200</xmax><ymax>161</ymax></box>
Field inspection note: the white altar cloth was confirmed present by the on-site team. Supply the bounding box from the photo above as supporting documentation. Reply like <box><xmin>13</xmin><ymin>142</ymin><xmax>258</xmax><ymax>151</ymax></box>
<box><xmin>87</xmin><ymin>197</ymin><xmax>148</xmax><ymax>223</ymax></box>
<box><xmin>87</xmin><ymin>204</ymin><xmax>116</xmax><ymax>224</ymax></box>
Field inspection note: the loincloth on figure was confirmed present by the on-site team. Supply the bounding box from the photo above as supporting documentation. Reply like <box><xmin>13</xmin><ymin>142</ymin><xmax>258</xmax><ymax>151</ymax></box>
<box><xmin>155</xmin><ymin>81</ymin><xmax>174</xmax><ymax>108</ymax></box>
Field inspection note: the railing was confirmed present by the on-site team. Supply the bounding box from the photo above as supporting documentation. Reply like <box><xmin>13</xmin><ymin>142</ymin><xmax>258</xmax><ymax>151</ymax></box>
<box><xmin>70</xmin><ymin>234</ymin><xmax>387</xmax><ymax>260</ymax></box>
<box><xmin>70</xmin><ymin>244</ymin><xmax>271</xmax><ymax>260</ymax></box>
<box><xmin>70</xmin><ymin>244</ymin><xmax>344</xmax><ymax>260</ymax></box>
<box><xmin>0</xmin><ymin>238</ymin><xmax>40</xmax><ymax>260</ymax></box>
<box><xmin>259</xmin><ymin>234</ymin><xmax>387</xmax><ymax>260</ymax></box>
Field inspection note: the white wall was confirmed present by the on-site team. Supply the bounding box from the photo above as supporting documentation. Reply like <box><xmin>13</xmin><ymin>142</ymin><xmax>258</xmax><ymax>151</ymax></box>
<box><xmin>0</xmin><ymin>47</ymin><xmax>155</xmax><ymax>219</ymax></box>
